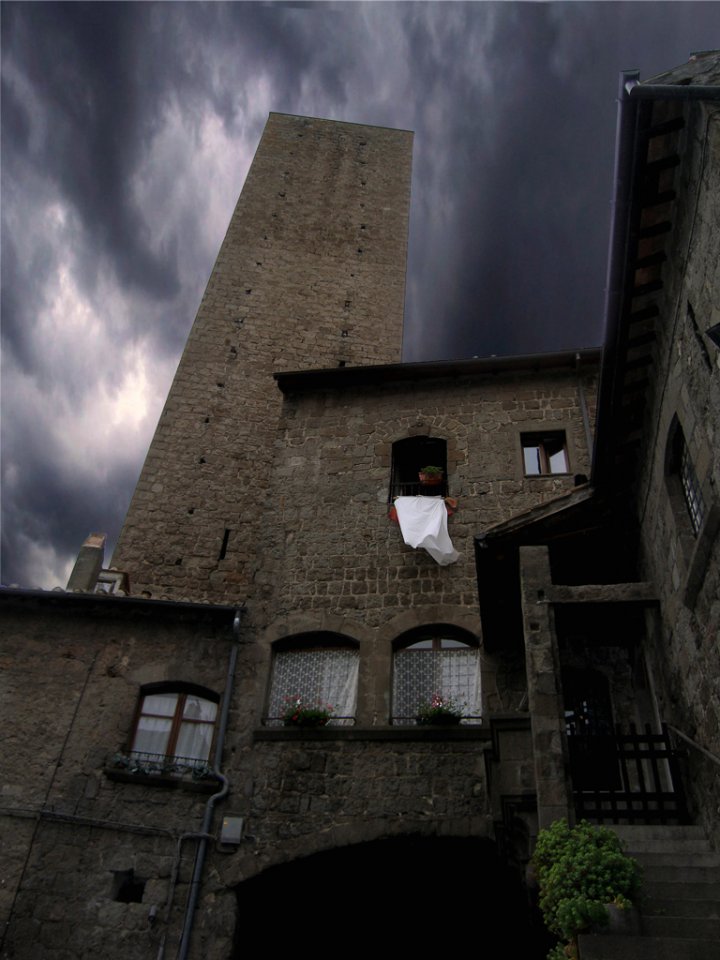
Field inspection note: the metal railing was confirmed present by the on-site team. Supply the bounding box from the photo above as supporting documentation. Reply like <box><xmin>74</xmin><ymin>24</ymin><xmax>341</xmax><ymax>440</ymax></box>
<box><xmin>110</xmin><ymin>751</ymin><xmax>214</xmax><ymax>779</ymax></box>
<box><xmin>666</xmin><ymin>722</ymin><xmax>720</xmax><ymax>767</ymax></box>
<box><xmin>261</xmin><ymin>716</ymin><xmax>356</xmax><ymax>727</ymax></box>
<box><xmin>571</xmin><ymin>722</ymin><xmax>690</xmax><ymax>824</ymax></box>
<box><xmin>391</xmin><ymin>715</ymin><xmax>483</xmax><ymax>726</ymax></box>
<box><xmin>390</xmin><ymin>481</ymin><xmax>448</xmax><ymax>499</ymax></box>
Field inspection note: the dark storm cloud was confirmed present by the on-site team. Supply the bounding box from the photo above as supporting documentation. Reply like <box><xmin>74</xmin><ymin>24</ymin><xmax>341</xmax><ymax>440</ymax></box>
<box><xmin>2</xmin><ymin>1</ymin><xmax>720</xmax><ymax>588</ymax></box>
<box><xmin>400</xmin><ymin>2</ymin><xmax>720</xmax><ymax>360</ymax></box>
<box><xmin>2</xmin><ymin>3</ymin><xmax>179</xmax><ymax>299</ymax></box>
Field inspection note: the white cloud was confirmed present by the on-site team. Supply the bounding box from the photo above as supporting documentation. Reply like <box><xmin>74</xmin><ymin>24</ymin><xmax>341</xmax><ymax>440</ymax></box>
<box><xmin>2</xmin><ymin>535</ymin><xmax>74</xmax><ymax>591</ymax></box>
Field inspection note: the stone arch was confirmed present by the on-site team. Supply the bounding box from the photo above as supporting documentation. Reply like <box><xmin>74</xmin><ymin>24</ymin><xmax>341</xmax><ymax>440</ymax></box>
<box><xmin>230</xmin><ymin>833</ymin><xmax>546</xmax><ymax>955</ymax></box>
<box><xmin>261</xmin><ymin>612</ymin><xmax>375</xmax><ymax>648</ymax></box>
<box><xmin>377</xmin><ymin>606</ymin><xmax>481</xmax><ymax>645</ymax></box>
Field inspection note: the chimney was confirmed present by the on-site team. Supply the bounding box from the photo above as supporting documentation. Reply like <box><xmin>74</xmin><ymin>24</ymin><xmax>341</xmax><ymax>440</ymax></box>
<box><xmin>66</xmin><ymin>533</ymin><xmax>107</xmax><ymax>592</ymax></box>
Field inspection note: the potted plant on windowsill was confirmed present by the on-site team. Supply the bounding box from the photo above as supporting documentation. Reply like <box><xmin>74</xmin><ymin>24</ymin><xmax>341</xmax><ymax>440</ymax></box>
<box><xmin>418</xmin><ymin>465</ymin><xmax>444</xmax><ymax>486</ymax></box>
<box><xmin>282</xmin><ymin>696</ymin><xmax>334</xmax><ymax>727</ymax></box>
<box><xmin>416</xmin><ymin>693</ymin><xmax>463</xmax><ymax>726</ymax></box>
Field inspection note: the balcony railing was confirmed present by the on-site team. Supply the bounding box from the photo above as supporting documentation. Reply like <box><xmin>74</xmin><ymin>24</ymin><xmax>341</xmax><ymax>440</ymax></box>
<box><xmin>261</xmin><ymin>716</ymin><xmax>356</xmax><ymax>728</ymax></box>
<box><xmin>391</xmin><ymin>715</ymin><xmax>483</xmax><ymax>726</ymax></box>
<box><xmin>390</xmin><ymin>481</ymin><xmax>448</xmax><ymax>499</ymax></box>
<box><xmin>110</xmin><ymin>751</ymin><xmax>214</xmax><ymax>780</ymax></box>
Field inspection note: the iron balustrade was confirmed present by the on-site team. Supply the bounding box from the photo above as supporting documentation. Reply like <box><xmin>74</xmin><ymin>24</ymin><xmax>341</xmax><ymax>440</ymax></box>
<box><xmin>391</xmin><ymin>715</ymin><xmax>483</xmax><ymax>726</ymax></box>
<box><xmin>112</xmin><ymin>750</ymin><xmax>214</xmax><ymax>779</ymax></box>
<box><xmin>261</xmin><ymin>716</ymin><xmax>356</xmax><ymax>727</ymax></box>
<box><xmin>390</xmin><ymin>481</ymin><xmax>448</xmax><ymax>499</ymax></box>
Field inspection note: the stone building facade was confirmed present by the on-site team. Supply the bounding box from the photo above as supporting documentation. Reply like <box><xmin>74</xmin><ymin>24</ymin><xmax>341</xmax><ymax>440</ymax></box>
<box><xmin>112</xmin><ymin>113</ymin><xmax>413</xmax><ymax>603</ymax></box>
<box><xmin>2</xmin><ymin>57</ymin><xmax>719</xmax><ymax>960</ymax></box>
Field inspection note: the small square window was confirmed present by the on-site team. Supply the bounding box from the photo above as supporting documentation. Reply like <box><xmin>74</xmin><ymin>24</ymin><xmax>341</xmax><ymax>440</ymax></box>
<box><xmin>521</xmin><ymin>432</ymin><xmax>569</xmax><ymax>475</ymax></box>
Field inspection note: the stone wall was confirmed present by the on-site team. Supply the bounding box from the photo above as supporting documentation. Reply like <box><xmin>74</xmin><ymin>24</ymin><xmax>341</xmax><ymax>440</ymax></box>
<box><xmin>112</xmin><ymin>114</ymin><xmax>413</xmax><ymax>603</ymax></box>
<box><xmin>0</xmin><ymin>592</ymin><xmax>506</xmax><ymax>960</ymax></box>
<box><xmin>0</xmin><ymin>596</ymin><xmax>235</xmax><ymax>960</ymax></box>
<box><xmin>633</xmin><ymin>98</ymin><xmax>720</xmax><ymax>842</ymax></box>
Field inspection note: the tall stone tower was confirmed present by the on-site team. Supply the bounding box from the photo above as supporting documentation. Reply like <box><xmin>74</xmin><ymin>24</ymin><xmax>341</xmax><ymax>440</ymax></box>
<box><xmin>113</xmin><ymin>114</ymin><xmax>414</xmax><ymax>602</ymax></box>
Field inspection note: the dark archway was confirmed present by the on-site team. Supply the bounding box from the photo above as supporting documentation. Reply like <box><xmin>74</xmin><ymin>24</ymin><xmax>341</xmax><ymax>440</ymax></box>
<box><xmin>234</xmin><ymin>835</ymin><xmax>549</xmax><ymax>956</ymax></box>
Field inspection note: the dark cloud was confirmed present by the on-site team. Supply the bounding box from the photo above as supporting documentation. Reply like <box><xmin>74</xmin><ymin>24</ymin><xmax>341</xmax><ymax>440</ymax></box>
<box><xmin>2</xmin><ymin>1</ymin><xmax>720</xmax><ymax>587</ymax></box>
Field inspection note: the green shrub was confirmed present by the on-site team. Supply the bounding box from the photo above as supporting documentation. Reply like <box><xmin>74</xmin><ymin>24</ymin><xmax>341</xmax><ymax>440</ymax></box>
<box><xmin>533</xmin><ymin>819</ymin><xmax>641</xmax><ymax>956</ymax></box>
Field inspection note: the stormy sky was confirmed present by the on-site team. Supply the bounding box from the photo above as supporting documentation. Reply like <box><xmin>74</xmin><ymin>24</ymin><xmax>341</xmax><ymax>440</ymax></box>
<box><xmin>2</xmin><ymin>1</ymin><xmax>718</xmax><ymax>589</ymax></box>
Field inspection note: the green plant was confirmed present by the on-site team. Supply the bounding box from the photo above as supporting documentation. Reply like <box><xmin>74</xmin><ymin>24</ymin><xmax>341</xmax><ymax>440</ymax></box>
<box><xmin>533</xmin><ymin>819</ymin><xmax>641</xmax><ymax>959</ymax></box>
<box><xmin>282</xmin><ymin>695</ymin><xmax>334</xmax><ymax>727</ymax></box>
<box><xmin>416</xmin><ymin>692</ymin><xmax>463</xmax><ymax>724</ymax></box>
<box><xmin>418</xmin><ymin>465</ymin><xmax>443</xmax><ymax>476</ymax></box>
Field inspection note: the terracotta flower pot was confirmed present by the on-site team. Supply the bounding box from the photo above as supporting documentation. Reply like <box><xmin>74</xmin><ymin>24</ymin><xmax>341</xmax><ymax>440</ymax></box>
<box><xmin>418</xmin><ymin>471</ymin><xmax>443</xmax><ymax>486</ymax></box>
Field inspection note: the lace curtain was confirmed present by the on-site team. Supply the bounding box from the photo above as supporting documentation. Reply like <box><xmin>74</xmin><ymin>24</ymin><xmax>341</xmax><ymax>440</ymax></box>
<box><xmin>268</xmin><ymin>648</ymin><xmax>359</xmax><ymax>725</ymax></box>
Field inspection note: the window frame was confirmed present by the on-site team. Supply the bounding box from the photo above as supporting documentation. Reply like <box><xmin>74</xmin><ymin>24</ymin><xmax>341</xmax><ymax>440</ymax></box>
<box><xmin>666</xmin><ymin>417</ymin><xmax>707</xmax><ymax>540</ymax></box>
<box><xmin>266</xmin><ymin>633</ymin><xmax>360</xmax><ymax>726</ymax></box>
<box><xmin>389</xmin><ymin>435</ymin><xmax>448</xmax><ymax>500</ymax></box>
<box><xmin>677</xmin><ymin>433</ymin><xmax>706</xmax><ymax>536</ymax></box>
<box><xmin>128</xmin><ymin>682</ymin><xmax>220</xmax><ymax>766</ymax></box>
<box><xmin>521</xmin><ymin>431</ymin><xmax>570</xmax><ymax>476</ymax></box>
<box><xmin>391</xmin><ymin>627</ymin><xmax>482</xmax><ymax>726</ymax></box>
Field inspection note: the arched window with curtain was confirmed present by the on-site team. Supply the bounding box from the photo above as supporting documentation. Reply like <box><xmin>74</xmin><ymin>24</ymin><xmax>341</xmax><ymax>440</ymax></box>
<box><xmin>392</xmin><ymin>627</ymin><xmax>481</xmax><ymax>725</ymax></box>
<box><xmin>266</xmin><ymin>633</ymin><xmax>359</xmax><ymax>726</ymax></box>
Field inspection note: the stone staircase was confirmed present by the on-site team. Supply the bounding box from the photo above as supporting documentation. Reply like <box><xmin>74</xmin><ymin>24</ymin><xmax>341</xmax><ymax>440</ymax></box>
<box><xmin>577</xmin><ymin>825</ymin><xmax>720</xmax><ymax>960</ymax></box>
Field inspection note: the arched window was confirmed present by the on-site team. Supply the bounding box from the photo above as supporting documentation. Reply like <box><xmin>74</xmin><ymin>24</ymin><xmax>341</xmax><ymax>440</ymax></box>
<box><xmin>390</xmin><ymin>436</ymin><xmax>448</xmax><ymax>499</ymax></box>
<box><xmin>392</xmin><ymin>628</ymin><xmax>481</xmax><ymax>725</ymax></box>
<box><xmin>129</xmin><ymin>683</ymin><xmax>219</xmax><ymax>767</ymax></box>
<box><xmin>267</xmin><ymin>633</ymin><xmax>359</xmax><ymax>726</ymax></box>
<box><xmin>667</xmin><ymin>419</ymin><xmax>706</xmax><ymax>536</ymax></box>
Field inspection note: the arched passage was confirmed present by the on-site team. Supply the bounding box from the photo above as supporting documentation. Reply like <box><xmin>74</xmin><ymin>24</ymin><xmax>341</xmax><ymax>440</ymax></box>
<box><xmin>234</xmin><ymin>835</ymin><xmax>549</xmax><ymax>956</ymax></box>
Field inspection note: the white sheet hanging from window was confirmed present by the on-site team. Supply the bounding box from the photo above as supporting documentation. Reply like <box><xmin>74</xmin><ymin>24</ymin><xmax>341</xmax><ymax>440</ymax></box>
<box><xmin>394</xmin><ymin>496</ymin><xmax>460</xmax><ymax>565</ymax></box>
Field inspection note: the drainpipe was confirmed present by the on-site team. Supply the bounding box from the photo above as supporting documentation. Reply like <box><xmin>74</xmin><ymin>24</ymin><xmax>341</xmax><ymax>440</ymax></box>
<box><xmin>592</xmin><ymin>70</ymin><xmax>641</xmax><ymax>490</ymax></box>
<box><xmin>575</xmin><ymin>353</ymin><xmax>593</xmax><ymax>470</ymax></box>
<box><xmin>625</xmin><ymin>80</ymin><xmax>720</xmax><ymax>101</ymax></box>
<box><xmin>176</xmin><ymin>606</ymin><xmax>243</xmax><ymax>960</ymax></box>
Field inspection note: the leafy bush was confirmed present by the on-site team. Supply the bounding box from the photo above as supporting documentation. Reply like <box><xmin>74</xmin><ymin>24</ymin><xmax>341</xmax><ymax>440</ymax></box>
<box><xmin>533</xmin><ymin>819</ymin><xmax>641</xmax><ymax>955</ymax></box>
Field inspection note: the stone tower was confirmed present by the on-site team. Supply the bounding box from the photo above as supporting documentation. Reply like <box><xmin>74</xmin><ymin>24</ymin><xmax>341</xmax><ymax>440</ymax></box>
<box><xmin>112</xmin><ymin>114</ymin><xmax>414</xmax><ymax>602</ymax></box>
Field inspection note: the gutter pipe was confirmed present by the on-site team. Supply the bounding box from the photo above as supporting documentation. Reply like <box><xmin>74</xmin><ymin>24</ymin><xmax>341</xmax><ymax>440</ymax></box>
<box><xmin>593</xmin><ymin>70</ymin><xmax>720</xmax><ymax>491</ymax></box>
<box><xmin>176</xmin><ymin>606</ymin><xmax>243</xmax><ymax>960</ymax></box>
<box><xmin>592</xmin><ymin>71</ymin><xmax>641</xmax><ymax>490</ymax></box>
<box><xmin>625</xmin><ymin>80</ymin><xmax>720</xmax><ymax>101</ymax></box>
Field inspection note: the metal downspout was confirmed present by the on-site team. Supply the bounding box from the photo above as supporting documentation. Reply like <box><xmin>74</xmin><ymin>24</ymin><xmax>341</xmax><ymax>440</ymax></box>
<box><xmin>626</xmin><ymin>81</ymin><xmax>720</xmax><ymax>101</ymax></box>
<box><xmin>575</xmin><ymin>353</ymin><xmax>594</xmax><ymax>470</ymax></box>
<box><xmin>176</xmin><ymin>607</ymin><xmax>242</xmax><ymax>960</ymax></box>
<box><xmin>592</xmin><ymin>70</ymin><xmax>640</xmax><ymax>490</ymax></box>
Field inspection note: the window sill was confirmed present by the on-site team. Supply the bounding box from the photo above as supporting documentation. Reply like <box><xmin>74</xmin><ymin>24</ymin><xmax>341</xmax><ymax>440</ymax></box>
<box><xmin>104</xmin><ymin>755</ymin><xmax>220</xmax><ymax>793</ymax></box>
<box><xmin>523</xmin><ymin>472</ymin><xmax>572</xmax><ymax>479</ymax></box>
<box><xmin>254</xmin><ymin>725</ymin><xmax>491</xmax><ymax>743</ymax></box>
<box><xmin>104</xmin><ymin>767</ymin><xmax>221</xmax><ymax>792</ymax></box>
